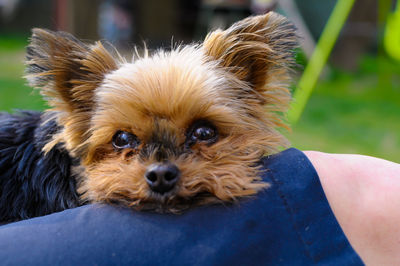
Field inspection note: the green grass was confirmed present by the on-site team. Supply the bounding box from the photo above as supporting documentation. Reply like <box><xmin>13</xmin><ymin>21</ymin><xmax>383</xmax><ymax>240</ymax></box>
<box><xmin>0</xmin><ymin>36</ymin><xmax>399</xmax><ymax>162</ymax></box>
<box><xmin>0</xmin><ymin>35</ymin><xmax>46</xmax><ymax>111</ymax></box>
<box><xmin>287</xmin><ymin>56</ymin><xmax>400</xmax><ymax>162</ymax></box>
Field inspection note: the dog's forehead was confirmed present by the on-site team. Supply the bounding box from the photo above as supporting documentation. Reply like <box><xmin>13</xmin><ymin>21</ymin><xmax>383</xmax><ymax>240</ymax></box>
<box><xmin>90</xmin><ymin>46</ymin><xmax>250</xmax><ymax>141</ymax></box>
<box><xmin>96</xmin><ymin>47</ymin><xmax>233</xmax><ymax>121</ymax></box>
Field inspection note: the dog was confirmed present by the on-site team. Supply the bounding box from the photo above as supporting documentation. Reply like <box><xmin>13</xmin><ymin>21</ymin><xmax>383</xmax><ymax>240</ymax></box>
<box><xmin>0</xmin><ymin>12</ymin><xmax>296</xmax><ymax>222</ymax></box>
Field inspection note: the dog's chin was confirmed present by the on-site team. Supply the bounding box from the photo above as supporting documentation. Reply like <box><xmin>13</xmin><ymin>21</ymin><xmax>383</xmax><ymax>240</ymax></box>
<box><xmin>127</xmin><ymin>191</ymin><xmax>224</xmax><ymax>214</ymax></box>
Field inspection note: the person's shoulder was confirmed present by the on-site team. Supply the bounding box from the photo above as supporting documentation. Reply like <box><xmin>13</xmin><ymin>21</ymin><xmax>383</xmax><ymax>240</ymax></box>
<box><xmin>304</xmin><ymin>151</ymin><xmax>400</xmax><ymax>265</ymax></box>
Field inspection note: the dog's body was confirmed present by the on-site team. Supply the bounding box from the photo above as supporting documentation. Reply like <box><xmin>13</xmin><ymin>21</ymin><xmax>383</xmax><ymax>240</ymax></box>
<box><xmin>0</xmin><ymin>12</ymin><xmax>296</xmax><ymax>222</ymax></box>
<box><xmin>0</xmin><ymin>111</ymin><xmax>79</xmax><ymax>221</ymax></box>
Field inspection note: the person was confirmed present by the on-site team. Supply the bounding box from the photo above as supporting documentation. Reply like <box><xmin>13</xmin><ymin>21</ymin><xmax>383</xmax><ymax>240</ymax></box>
<box><xmin>305</xmin><ymin>150</ymin><xmax>400</xmax><ymax>265</ymax></box>
<box><xmin>0</xmin><ymin>148</ymin><xmax>399</xmax><ymax>265</ymax></box>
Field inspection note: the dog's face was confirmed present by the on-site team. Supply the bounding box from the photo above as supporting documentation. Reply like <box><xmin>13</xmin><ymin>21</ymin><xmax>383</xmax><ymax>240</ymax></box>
<box><xmin>26</xmin><ymin>12</ymin><xmax>296</xmax><ymax>211</ymax></box>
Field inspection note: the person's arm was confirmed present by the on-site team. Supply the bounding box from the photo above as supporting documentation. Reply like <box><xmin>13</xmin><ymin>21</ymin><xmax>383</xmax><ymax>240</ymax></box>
<box><xmin>304</xmin><ymin>151</ymin><xmax>400</xmax><ymax>265</ymax></box>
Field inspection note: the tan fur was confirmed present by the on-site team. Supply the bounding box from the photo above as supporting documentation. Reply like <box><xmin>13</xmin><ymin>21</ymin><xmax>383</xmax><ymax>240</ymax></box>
<box><xmin>25</xmin><ymin>29</ymin><xmax>120</xmax><ymax>156</ymax></box>
<box><xmin>25</xmin><ymin>12</ymin><xmax>297</xmax><ymax>212</ymax></box>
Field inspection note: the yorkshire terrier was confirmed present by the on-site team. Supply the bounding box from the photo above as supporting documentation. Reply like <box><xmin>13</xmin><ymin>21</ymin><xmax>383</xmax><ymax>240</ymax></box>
<box><xmin>0</xmin><ymin>12</ymin><xmax>296</xmax><ymax>222</ymax></box>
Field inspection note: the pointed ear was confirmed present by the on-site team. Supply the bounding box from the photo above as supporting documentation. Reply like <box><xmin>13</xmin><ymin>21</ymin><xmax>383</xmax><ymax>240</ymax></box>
<box><xmin>25</xmin><ymin>28</ymin><xmax>119</xmax><ymax>154</ymax></box>
<box><xmin>26</xmin><ymin>28</ymin><xmax>118</xmax><ymax>111</ymax></box>
<box><xmin>203</xmin><ymin>12</ymin><xmax>297</xmax><ymax>103</ymax></box>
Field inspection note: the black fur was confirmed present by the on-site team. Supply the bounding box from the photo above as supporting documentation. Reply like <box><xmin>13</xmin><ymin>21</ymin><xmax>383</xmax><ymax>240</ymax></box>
<box><xmin>0</xmin><ymin>111</ymin><xmax>80</xmax><ymax>222</ymax></box>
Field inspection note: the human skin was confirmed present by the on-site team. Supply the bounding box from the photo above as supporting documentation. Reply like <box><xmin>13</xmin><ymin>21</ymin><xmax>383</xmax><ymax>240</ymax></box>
<box><xmin>304</xmin><ymin>151</ymin><xmax>400</xmax><ymax>266</ymax></box>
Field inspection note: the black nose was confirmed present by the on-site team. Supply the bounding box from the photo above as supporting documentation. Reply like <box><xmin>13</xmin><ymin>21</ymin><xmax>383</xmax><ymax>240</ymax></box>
<box><xmin>145</xmin><ymin>163</ymin><xmax>180</xmax><ymax>194</ymax></box>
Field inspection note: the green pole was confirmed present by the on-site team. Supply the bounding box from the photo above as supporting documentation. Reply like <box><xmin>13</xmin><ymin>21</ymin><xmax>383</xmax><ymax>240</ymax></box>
<box><xmin>287</xmin><ymin>0</ymin><xmax>356</xmax><ymax>124</ymax></box>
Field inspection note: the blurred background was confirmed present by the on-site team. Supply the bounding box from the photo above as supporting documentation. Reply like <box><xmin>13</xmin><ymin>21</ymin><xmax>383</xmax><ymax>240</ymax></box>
<box><xmin>0</xmin><ymin>0</ymin><xmax>399</xmax><ymax>162</ymax></box>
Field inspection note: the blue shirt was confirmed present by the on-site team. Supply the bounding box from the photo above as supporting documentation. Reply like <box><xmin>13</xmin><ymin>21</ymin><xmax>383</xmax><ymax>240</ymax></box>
<box><xmin>0</xmin><ymin>148</ymin><xmax>363</xmax><ymax>265</ymax></box>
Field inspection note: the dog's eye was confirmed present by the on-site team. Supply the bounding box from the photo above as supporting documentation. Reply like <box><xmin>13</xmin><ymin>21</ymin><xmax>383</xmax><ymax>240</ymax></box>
<box><xmin>188</xmin><ymin>121</ymin><xmax>218</xmax><ymax>145</ymax></box>
<box><xmin>112</xmin><ymin>131</ymin><xmax>140</xmax><ymax>149</ymax></box>
<box><xmin>193</xmin><ymin>126</ymin><xmax>216</xmax><ymax>141</ymax></box>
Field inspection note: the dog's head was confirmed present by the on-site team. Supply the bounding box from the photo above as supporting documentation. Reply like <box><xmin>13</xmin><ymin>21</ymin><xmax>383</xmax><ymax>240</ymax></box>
<box><xmin>25</xmin><ymin>12</ymin><xmax>296</xmax><ymax>211</ymax></box>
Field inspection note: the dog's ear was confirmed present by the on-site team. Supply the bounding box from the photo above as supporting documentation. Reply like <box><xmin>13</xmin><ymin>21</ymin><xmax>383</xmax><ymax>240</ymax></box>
<box><xmin>203</xmin><ymin>12</ymin><xmax>297</xmax><ymax>104</ymax></box>
<box><xmin>25</xmin><ymin>29</ymin><xmax>118</xmax><ymax>155</ymax></box>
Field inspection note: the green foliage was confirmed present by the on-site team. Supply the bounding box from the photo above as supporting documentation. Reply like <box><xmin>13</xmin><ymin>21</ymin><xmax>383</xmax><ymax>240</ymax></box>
<box><xmin>0</xmin><ymin>36</ymin><xmax>46</xmax><ymax>111</ymax></box>
<box><xmin>0</xmin><ymin>34</ymin><xmax>28</xmax><ymax>51</ymax></box>
<box><xmin>287</xmin><ymin>55</ymin><xmax>400</xmax><ymax>162</ymax></box>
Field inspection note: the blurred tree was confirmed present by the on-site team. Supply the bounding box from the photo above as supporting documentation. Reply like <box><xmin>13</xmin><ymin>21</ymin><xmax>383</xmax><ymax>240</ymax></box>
<box><xmin>0</xmin><ymin>0</ymin><xmax>52</xmax><ymax>34</ymax></box>
<box><xmin>331</xmin><ymin>0</ymin><xmax>377</xmax><ymax>70</ymax></box>
<box><xmin>55</xmin><ymin>0</ymin><xmax>100</xmax><ymax>40</ymax></box>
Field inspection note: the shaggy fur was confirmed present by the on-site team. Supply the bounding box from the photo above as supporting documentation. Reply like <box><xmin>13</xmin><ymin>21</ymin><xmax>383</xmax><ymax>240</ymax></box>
<box><xmin>0</xmin><ymin>12</ymin><xmax>296</xmax><ymax>222</ymax></box>
<box><xmin>0</xmin><ymin>111</ymin><xmax>79</xmax><ymax>222</ymax></box>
